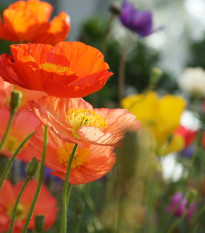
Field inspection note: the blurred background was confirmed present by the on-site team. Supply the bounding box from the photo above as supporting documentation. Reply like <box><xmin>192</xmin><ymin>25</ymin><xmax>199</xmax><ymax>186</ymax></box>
<box><xmin>1</xmin><ymin>1</ymin><xmax>205</xmax><ymax>233</ymax></box>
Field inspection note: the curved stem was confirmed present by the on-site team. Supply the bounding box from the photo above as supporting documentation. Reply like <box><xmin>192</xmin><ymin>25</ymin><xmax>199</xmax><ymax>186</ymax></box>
<box><xmin>0</xmin><ymin>111</ymin><xmax>15</xmax><ymax>152</ymax></box>
<box><xmin>0</xmin><ymin>132</ymin><xmax>34</xmax><ymax>191</ymax></box>
<box><xmin>167</xmin><ymin>209</ymin><xmax>188</xmax><ymax>233</ymax></box>
<box><xmin>22</xmin><ymin>125</ymin><xmax>48</xmax><ymax>233</ymax></box>
<box><xmin>8</xmin><ymin>176</ymin><xmax>31</xmax><ymax>233</ymax></box>
<box><xmin>191</xmin><ymin>205</ymin><xmax>205</xmax><ymax>232</ymax></box>
<box><xmin>60</xmin><ymin>144</ymin><xmax>78</xmax><ymax>233</ymax></box>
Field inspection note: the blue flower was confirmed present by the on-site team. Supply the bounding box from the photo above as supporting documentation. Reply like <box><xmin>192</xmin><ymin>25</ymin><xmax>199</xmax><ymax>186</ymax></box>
<box><xmin>119</xmin><ymin>0</ymin><xmax>159</xmax><ymax>37</ymax></box>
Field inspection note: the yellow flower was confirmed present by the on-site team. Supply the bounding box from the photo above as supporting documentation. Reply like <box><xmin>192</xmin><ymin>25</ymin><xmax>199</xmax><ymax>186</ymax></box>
<box><xmin>121</xmin><ymin>91</ymin><xmax>187</xmax><ymax>155</ymax></box>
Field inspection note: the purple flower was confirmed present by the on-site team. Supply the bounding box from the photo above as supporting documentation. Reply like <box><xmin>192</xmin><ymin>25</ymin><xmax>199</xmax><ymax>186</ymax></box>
<box><xmin>119</xmin><ymin>0</ymin><xmax>159</xmax><ymax>37</ymax></box>
<box><xmin>167</xmin><ymin>192</ymin><xmax>195</xmax><ymax>219</ymax></box>
<box><xmin>180</xmin><ymin>146</ymin><xmax>195</xmax><ymax>159</ymax></box>
<box><xmin>187</xmin><ymin>202</ymin><xmax>196</xmax><ymax>219</ymax></box>
<box><xmin>167</xmin><ymin>192</ymin><xmax>187</xmax><ymax>217</ymax></box>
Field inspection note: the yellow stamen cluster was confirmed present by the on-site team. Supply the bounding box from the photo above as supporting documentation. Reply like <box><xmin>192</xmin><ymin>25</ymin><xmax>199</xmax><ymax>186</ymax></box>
<box><xmin>39</xmin><ymin>62</ymin><xmax>69</xmax><ymax>73</ymax></box>
<box><xmin>66</xmin><ymin>108</ymin><xmax>107</xmax><ymax>134</ymax></box>
<box><xmin>7</xmin><ymin>203</ymin><xmax>27</xmax><ymax>221</ymax></box>
<box><xmin>57</xmin><ymin>143</ymin><xmax>90</xmax><ymax>169</ymax></box>
<box><xmin>4</xmin><ymin>136</ymin><xmax>19</xmax><ymax>154</ymax></box>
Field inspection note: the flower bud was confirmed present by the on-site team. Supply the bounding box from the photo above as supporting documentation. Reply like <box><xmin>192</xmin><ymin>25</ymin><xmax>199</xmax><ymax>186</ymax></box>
<box><xmin>149</xmin><ymin>67</ymin><xmax>162</xmax><ymax>89</ymax></box>
<box><xmin>109</xmin><ymin>3</ymin><xmax>121</xmax><ymax>15</ymax></box>
<box><xmin>35</xmin><ymin>215</ymin><xmax>45</xmax><ymax>233</ymax></box>
<box><xmin>9</xmin><ymin>90</ymin><xmax>22</xmax><ymax>114</ymax></box>
<box><xmin>187</xmin><ymin>188</ymin><xmax>197</xmax><ymax>205</ymax></box>
<box><xmin>26</xmin><ymin>157</ymin><xmax>39</xmax><ymax>177</ymax></box>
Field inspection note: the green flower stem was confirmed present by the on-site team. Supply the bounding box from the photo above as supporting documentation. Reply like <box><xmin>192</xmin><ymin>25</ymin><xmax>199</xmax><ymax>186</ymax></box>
<box><xmin>160</xmin><ymin>198</ymin><xmax>186</xmax><ymax>233</ymax></box>
<box><xmin>66</xmin><ymin>182</ymin><xmax>73</xmax><ymax>207</ymax></box>
<box><xmin>60</xmin><ymin>143</ymin><xmax>78</xmax><ymax>233</ymax></box>
<box><xmin>113</xmin><ymin>181</ymin><xmax>121</xmax><ymax>233</ymax></box>
<box><xmin>167</xmin><ymin>209</ymin><xmax>188</xmax><ymax>233</ymax></box>
<box><xmin>0</xmin><ymin>132</ymin><xmax>34</xmax><ymax>191</ymax></box>
<box><xmin>0</xmin><ymin>111</ymin><xmax>15</xmax><ymax>153</ymax></box>
<box><xmin>118</xmin><ymin>31</ymin><xmax>132</xmax><ymax>104</ymax></box>
<box><xmin>8</xmin><ymin>176</ymin><xmax>31</xmax><ymax>233</ymax></box>
<box><xmin>22</xmin><ymin>125</ymin><xmax>48</xmax><ymax>233</ymax></box>
<box><xmin>83</xmin><ymin>184</ymin><xmax>96</xmax><ymax>212</ymax></box>
<box><xmin>102</xmin><ymin>14</ymin><xmax>116</xmax><ymax>59</ymax></box>
<box><xmin>191</xmin><ymin>205</ymin><xmax>205</xmax><ymax>232</ymax></box>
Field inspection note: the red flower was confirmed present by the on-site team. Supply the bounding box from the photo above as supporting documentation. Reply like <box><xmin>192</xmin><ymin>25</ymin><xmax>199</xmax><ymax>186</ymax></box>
<box><xmin>29</xmin><ymin>97</ymin><xmax>141</xmax><ymax>147</ymax></box>
<box><xmin>0</xmin><ymin>76</ymin><xmax>13</xmax><ymax>108</ymax></box>
<box><xmin>0</xmin><ymin>0</ymin><xmax>70</xmax><ymax>44</ymax></box>
<box><xmin>174</xmin><ymin>125</ymin><xmax>197</xmax><ymax>148</ymax></box>
<box><xmin>0</xmin><ymin>179</ymin><xmax>58</xmax><ymax>233</ymax></box>
<box><xmin>0</xmin><ymin>42</ymin><xmax>113</xmax><ymax>98</ymax></box>
<box><xmin>29</xmin><ymin>124</ymin><xmax>116</xmax><ymax>184</ymax></box>
<box><xmin>0</xmin><ymin>106</ymin><xmax>40</xmax><ymax>162</ymax></box>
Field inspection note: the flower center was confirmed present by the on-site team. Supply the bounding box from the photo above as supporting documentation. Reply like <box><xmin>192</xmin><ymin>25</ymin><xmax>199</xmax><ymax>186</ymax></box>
<box><xmin>57</xmin><ymin>143</ymin><xmax>89</xmax><ymax>169</ymax></box>
<box><xmin>7</xmin><ymin>203</ymin><xmax>27</xmax><ymax>221</ymax></box>
<box><xmin>66</xmin><ymin>108</ymin><xmax>107</xmax><ymax>138</ymax></box>
<box><xmin>39</xmin><ymin>63</ymin><xmax>69</xmax><ymax>73</ymax></box>
<box><xmin>4</xmin><ymin>136</ymin><xmax>19</xmax><ymax>154</ymax></box>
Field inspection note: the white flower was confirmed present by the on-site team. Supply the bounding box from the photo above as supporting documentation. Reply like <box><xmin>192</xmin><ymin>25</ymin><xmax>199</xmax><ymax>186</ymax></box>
<box><xmin>179</xmin><ymin>67</ymin><xmax>205</xmax><ymax>97</ymax></box>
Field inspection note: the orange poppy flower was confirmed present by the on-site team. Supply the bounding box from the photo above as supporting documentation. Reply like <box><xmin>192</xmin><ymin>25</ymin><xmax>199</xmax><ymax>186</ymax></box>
<box><xmin>0</xmin><ymin>179</ymin><xmax>58</xmax><ymax>233</ymax></box>
<box><xmin>0</xmin><ymin>76</ymin><xmax>13</xmax><ymax>108</ymax></box>
<box><xmin>29</xmin><ymin>124</ymin><xmax>116</xmax><ymax>184</ymax></box>
<box><xmin>0</xmin><ymin>0</ymin><xmax>70</xmax><ymax>44</ymax></box>
<box><xmin>29</xmin><ymin>97</ymin><xmax>141</xmax><ymax>147</ymax></box>
<box><xmin>0</xmin><ymin>42</ymin><xmax>113</xmax><ymax>98</ymax></box>
<box><xmin>0</xmin><ymin>106</ymin><xmax>40</xmax><ymax>162</ymax></box>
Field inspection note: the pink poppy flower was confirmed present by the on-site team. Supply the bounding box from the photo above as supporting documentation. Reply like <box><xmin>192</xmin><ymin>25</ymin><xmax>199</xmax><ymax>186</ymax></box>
<box><xmin>0</xmin><ymin>76</ymin><xmax>13</xmax><ymax>108</ymax></box>
<box><xmin>0</xmin><ymin>106</ymin><xmax>40</xmax><ymax>162</ymax></box>
<box><xmin>29</xmin><ymin>124</ymin><xmax>116</xmax><ymax>185</ymax></box>
<box><xmin>0</xmin><ymin>179</ymin><xmax>58</xmax><ymax>233</ymax></box>
<box><xmin>29</xmin><ymin>96</ymin><xmax>141</xmax><ymax>147</ymax></box>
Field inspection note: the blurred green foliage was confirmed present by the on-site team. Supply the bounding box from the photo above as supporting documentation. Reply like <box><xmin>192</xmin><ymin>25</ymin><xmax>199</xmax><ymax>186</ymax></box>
<box><xmin>188</xmin><ymin>36</ymin><xmax>205</xmax><ymax>69</ymax></box>
<box><xmin>79</xmin><ymin>17</ymin><xmax>178</xmax><ymax>106</ymax></box>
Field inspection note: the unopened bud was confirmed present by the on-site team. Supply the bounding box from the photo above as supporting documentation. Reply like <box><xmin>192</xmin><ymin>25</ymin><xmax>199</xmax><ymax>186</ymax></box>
<box><xmin>26</xmin><ymin>157</ymin><xmax>39</xmax><ymax>177</ymax></box>
<box><xmin>35</xmin><ymin>215</ymin><xmax>45</xmax><ymax>233</ymax></box>
<box><xmin>187</xmin><ymin>188</ymin><xmax>197</xmax><ymax>205</ymax></box>
<box><xmin>149</xmin><ymin>67</ymin><xmax>162</xmax><ymax>89</ymax></box>
<box><xmin>109</xmin><ymin>3</ymin><xmax>121</xmax><ymax>15</ymax></box>
<box><xmin>9</xmin><ymin>90</ymin><xmax>22</xmax><ymax>114</ymax></box>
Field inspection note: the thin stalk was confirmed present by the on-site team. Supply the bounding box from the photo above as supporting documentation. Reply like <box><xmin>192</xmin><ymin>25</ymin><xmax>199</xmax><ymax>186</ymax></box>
<box><xmin>113</xmin><ymin>181</ymin><xmax>121</xmax><ymax>233</ymax></box>
<box><xmin>0</xmin><ymin>112</ymin><xmax>15</xmax><ymax>152</ymax></box>
<box><xmin>83</xmin><ymin>184</ymin><xmax>96</xmax><ymax>212</ymax></box>
<box><xmin>8</xmin><ymin>176</ymin><xmax>31</xmax><ymax>233</ymax></box>
<box><xmin>22</xmin><ymin>125</ymin><xmax>48</xmax><ymax>233</ymax></box>
<box><xmin>66</xmin><ymin>182</ymin><xmax>73</xmax><ymax>207</ymax></box>
<box><xmin>0</xmin><ymin>132</ymin><xmax>34</xmax><ymax>191</ymax></box>
<box><xmin>102</xmin><ymin>14</ymin><xmax>116</xmax><ymax>58</ymax></box>
<box><xmin>167</xmin><ymin>209</ymin><xmax>188</xmax><ymax>233</ymax></box>
<box><xmin>191</xmin><ymin>205</ymin><xmax>205</xmax><ymax>232</ymax></box>
<box><xmin>13</xmin><ymin>159</ymin><xmax>21</xmax><ymax>184</ymax></box>
<box><xmin>75</xmin><ymin>215</ymin><xmax>81</xmax><ymax>233</ymax></box>
<box><xmin>60</xmin><ymin>143</ymin><xmax>78</xmax><ymax>233</ymax></box>
<box><xmin>118</xmin><ymin>32</ymin><xmax>132</xmax><ymax>104</ymax></box>
<box><xmin>160</xmin><ymin>198</ymin><xmax>187</xmax><ymax>233</ymax></box>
